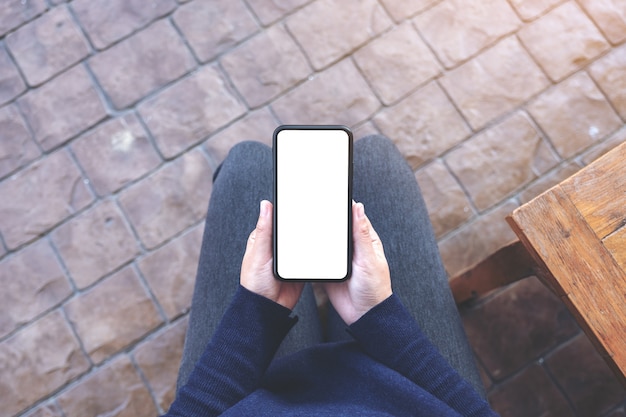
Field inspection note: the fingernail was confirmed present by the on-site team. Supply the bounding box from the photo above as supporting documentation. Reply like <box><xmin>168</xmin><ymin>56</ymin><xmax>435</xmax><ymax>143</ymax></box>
<box><xmin>260</xmin><ymin>200</ymin><xmax>269</xmax><ymax>218</ymax></box>
<box><xmin>356</xmin><ymin>202</ymin><xmax>365</xmax><ymax>219</ymax></box>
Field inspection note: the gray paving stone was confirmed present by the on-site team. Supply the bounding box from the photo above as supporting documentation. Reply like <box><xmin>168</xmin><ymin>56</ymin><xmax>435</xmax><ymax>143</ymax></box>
<box><xmin>581</xmin><ymin>127</ymin><xmax>626</xmax><ymax>166</ymax></box>
<box><xmin>439</xmin><ymin>201</ymin><xmax>519</xmax><ymax>276</ymax></box>
<box><xmin>0</xmin><ymin>150</ymin><xmax>93</xmax><ymax>249</ymax></box>
<box><xmin>118</xmin><ymin>149</ymin><xmax>212</xmax><ymax>249</ymax></box>
<box><xmin>89</xmin><ymin>19</ymin><xmax>196</xmax><ymax>109</ymax></box>
<box><xmin>0</xmin><ymin>0</ymin><xmax>47</xmax><ymax>37</ymax></box>
<box><xmin>138</xmin><ymin>66</ymin><xmax>246</xmax><ymax>158</ymax></box>
<box><xmin>173</xmin><ymin>0</ymin><xmax>258</xmax><ymax>63</ymax></box>
<box><xmin>204</xmin><ymin>107</ymin><xmax>276</xmax><ymax>169</ymax></box>
<box><xmin>353</xmin><ymin>23</ymin><xmax>440</xmax><ymax>105</ymax></box>
<box><xmin>72</xmin><ymin>0</ymin><xmax>177</xmax><ymax>49</ymax></box>
<box><xmin>245</xmin><ymin>0</ymin><xmax>310</xmax><ymax>25</ymax></box>
<box><xmin>0</xmin><ymin>44</ymin><xmax>26</xmax><ymax>105</ymax></box>
<box><xmin>527</xmin><ymin>71</ymin><xmax>622</xmax><ymax>159</ymax></box>
<box><xmin>446</xmin><ymin>112</ymin><xmax>557</xmax><ymax>211</ymax></box>
<box><xmin>287</xmin><ymin>0</ymin><xmax>392</xmax><ymax>70</ymax></box>
<box><xmin>508</xmin><ymin>0</ymin><xmax>563</xmax><ymax>21</ymax></box>
<box><xmin>134</xmin><ymin>317</ymin><xmax>188</xmax><ymax>412</ymax></box>
<box><xmin>221</xmin><ymin>24</ymin><xmax>311</xmax><ymax>107</ymax></box>
<box><xmin>64</xmin><ymin>267</ymin><xmax>163</xmax><ymax>364</ymax></box>
<box><xmin>0</xmin><ymin>240</ymin><xmax>71</xmax><ymax>338</ymax></box>
<box><xmin>57</xmin><ymin>356</ymin><xmax>157</xmax><ymax>417</ymax></box>
<box><xmin>374</xmin><ymin>81</ymin><xmax>470</xmax><ymax>169</ymax></box>
<box><xmin>52</xmin><ymin>200</ymin><xmax>141</xmax><ymax>289</ymax></box>
<box><xmin>415</xmin><ymin>160</ymin><xmax>473</xmax><ymax>238</ymax></box>
<box><xmin>518</xmin><ymin>2</ymin><xmax>610</xmax><ymax>82</ymax></box>
<box><xmin>0</xmin><ymin>104</ymin><xmax>39</xmax><ymax>179</ymax></box>
<box><xmin>589</xmin><ymin>43</ymin><xmax>626</xmax><ymax>119</ymax></box>
<box><xmin>6</xmin><ymin>6</ymin><xmax>89</xmax><ymax>86</ymax></box>
<box><xmin>379</xmin><ymin>0</ymin><xmax>438</xmax><ymax>22</ymax></box>
<box><xmin>138</xmin><ymin>224</ymin><xmax>203</xmax><ymax>319</ymax></box>
<box><xmin>0</xmin><ymin>311</ymin><xmax>90</xmax><ymax>417</ymax></box>
<box><xmin>271</xmin><ymin>58</ymin><xmax>379</xmax><ymax>126</ymax></box>
<box><xmin>579</xmin><ymin>0</ymin><xmax>626</xmax><ymax>45</ymax></box>
<box><xmin>71</xmin><ymin>114</ymin><xmax>161</xmax><ymax>196</ymax></box>
<box><xmin>439</xmin><ymin>36</ymin><xmax>549</xmax><ymax>130</ymax></box>
<box><xmin>17</xmin><ymin>65</ymin><xmax>107</xmax><ymax>151</ymax></box>
<box><xmin>22</xmin><ymin>402</ymin><xmax>65</xmax><ymax>417</ymax></box>
<box><xmin>414</xmin><ymin>0</ymin><xmax>521</xmax><ymax>68</ymax></box>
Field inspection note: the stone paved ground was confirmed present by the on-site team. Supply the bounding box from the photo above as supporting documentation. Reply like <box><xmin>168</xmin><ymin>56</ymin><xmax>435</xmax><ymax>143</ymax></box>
<box><xmin>0</xmin><ymin>0</ymin><xmax>625</xmax><ymax>416</ymax></box>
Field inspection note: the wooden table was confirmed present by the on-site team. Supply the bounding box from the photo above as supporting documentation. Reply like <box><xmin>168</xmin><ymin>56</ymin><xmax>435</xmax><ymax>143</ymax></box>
<box><xmin>507</xmin><ymin>141</ymin><xmax>626</xmax><ymax>387</ymax></box>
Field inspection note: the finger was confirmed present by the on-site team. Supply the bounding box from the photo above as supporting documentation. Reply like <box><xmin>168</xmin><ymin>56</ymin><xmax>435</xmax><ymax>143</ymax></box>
<box><xmin>255</xmin><ymin>200</ymin><xmax>273</xmax><ymax>253</ymax></box>
<box><xmin>245</xmin><ymin>228</ymin><xmax>256</xmax><ymax>252</ymax></box>
<box><xmin>353</xmin><ymin>203</ymin><xmax>386</xmax><ymax>260</ymax></box>
<box><xmin>362</xmin><ymin>213</ymin><xmax>383</xmax><ymax>250</ymax></box>
<box><xmin>353</xmin><ymin>203</ymin><xmax>375</xmax><ymax>252</ymax></box>
<box><xmin>245</xmin><ymin>200</ymin><xmax>272</xmax><ymax>251</ymax></box>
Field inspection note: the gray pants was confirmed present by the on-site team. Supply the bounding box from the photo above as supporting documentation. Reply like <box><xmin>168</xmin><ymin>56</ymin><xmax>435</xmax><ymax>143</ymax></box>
<box><xmin>177</xmin><ymin>135</ymin><xmax>483</xmax><ymax>395</ymax></box>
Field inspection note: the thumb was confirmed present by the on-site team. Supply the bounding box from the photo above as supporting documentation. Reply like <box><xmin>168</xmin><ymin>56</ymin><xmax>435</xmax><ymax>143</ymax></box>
<box><xmin>247</xmin><ymin>200</ymin><xmax>272</xmax><ymax>252</ymax></box>
<box><xmin>353</xmin><ymin>202</ymin><xmax>379</xmax><ymax>257</ymax></box>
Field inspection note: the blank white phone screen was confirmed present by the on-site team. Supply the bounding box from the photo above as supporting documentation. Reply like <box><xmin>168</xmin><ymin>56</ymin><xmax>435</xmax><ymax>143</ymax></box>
<box><xmin>276</xmin><ymin>129</ymin><xmax>350</xmax><ymax>280</ymax></box>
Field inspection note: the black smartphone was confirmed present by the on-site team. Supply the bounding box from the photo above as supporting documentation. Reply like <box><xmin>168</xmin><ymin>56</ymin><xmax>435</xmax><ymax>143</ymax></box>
<box><xmin>273</xmin><ymin>125</ymin><xmax>353</xmax><ymax>281</ymax></box>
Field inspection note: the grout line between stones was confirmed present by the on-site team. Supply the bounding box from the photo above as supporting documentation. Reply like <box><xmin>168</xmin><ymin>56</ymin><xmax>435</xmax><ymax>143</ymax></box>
<box><xmin>0</xmin><ymin>289</ymin><xmax>74</xmax><ymax>347</ymax></box>
<box><xmin>167</xmin><ymin>14</ymin><xmax>202</xmax><ymax>66</ymax></box>
<box><xmin>196</xmin><ymin>141</ymin><xmax>220</xmax><ymax>175</ymax></box>
<box><xmin>480</xmin><ymin>322</ymin><xmax>583</xmax><ymax>401</ymax></box>
<box><xmin>540</xmin><ymin>334</ymin><xmax>583</xmax><ymax>415</ymax></box>
<box><xmin>433</xmin><ymin>77</ymin><xmax>474</xmax><ymax>135</ymax></box>
<box><xmin>586</xmin><ymin>67</ymin><xmax>626</xmax><ymax>124</ymax></box>
<box><xmin>241</xmin><ymin>0</ymin><xmax>264</xmax><ymax>28</ymax></box>
<box><xmin>81</xmin><ymin>60</ymin><xmax>119</xmax><ymax>118</ymax></box>
<box><xmin>132</xmin><ymin>261</ymin><xmax>170</xmax><ymax>325</ymax></box>
<box><xmin>267</xmin><ymin>102</ymin><xmax>283</xmax><ymax>125</ymax></box>
<box><xmin>129</xmin><ymin>353</ymin><xmax>164</xmax><ymax>414</ymax></box>
<box><xmin>411</xmin><ymin>18</ymin><xmax>449</xmax><ymax>73</ymax></box>
<box><xmin>436</xmin><ymin>196</ymin><xmax>518</xmax><ymax>247</ymax></box>
<box><xmin>65</xmin><ymin>2</ymin><xmax>97</xmax><ymax>55</ymax></box>
<box><xmin>522</xmin><ymin>106</ymin><xmax>563</xmax><ymax>162</ymax></box>
<box><xmin>12</xmin><ymin>99</ymin><xmax>44</xmax><ymax>156</ymax></box>
<box><xmin>53</xmin><ymin>397</ymin><xmax>69</xmax><ymax>417</ymax></box>
<box><xmin>574</xmin><ymin>0</ymin><xmax>613</xmax><ymax>48</ymax></box>
<box><xmin>215</xmin><ymin>60</ymin><xmax>251</xmax><ymax>111</ymax></box>
<box><xmin>24</xmin><ymin>350</ymin><xmax>137</xmax><ymax>417</ymax></box>
<box><xmin>349</xmin><ymin>55</ymin><xmax>384</xmax><ymax>110</ymax></box>
<box><xmin>505</xmin><ymin>0</ymin><xmax>525</xmax><ymax>23</ymax></box>
<box><xmin>46</xmin><ymin>234</ymin><xmax>79</xmax><ymax>294</ymax></box>
<box><xmin>522</xmin><ymin>110</ymin><xmax>563</xmax><ymax>178</ymax></box>
<box><xmin>0</xmin><ymin>232</ymin><xmax>6</xmax><ymax>259</ymax></box>
<box><xmin>440</xmin><ymin>154</ymin><xmax>480</xmax><ymax>215</ymax></box>
<box><xmin>514</xmin><ymin>32</ymin><xmax>554</xmax><ymax>85</ymax></box>
<box><xmin>0</xmin><ymin>169</ymin><xmax>103</xmax><ymax>266</ymax></box>
<box><xmin>65</xmin><ymin>143</ymin><xmax>98</xmax><ymax>204</ymax></box>
<box><xmin>65</xmin><ymin>8</ymin><xmax>182</xmax><ymax>56</ymax></box>
<box><xmin>1</xmin><ymin>39</ymin><xmax>32</xmax><ymax>97</ymax></box>
<box><xmin>0</xmin><ymin>4</ymin><xmax>50</xmax><ymax>41</ymax></box>
<box><xmin>134</xmin><ymin>109</ymin><xmax>167</xmax><ymax>162</ymax></box>
<box><xmin>281</xmin><ymin>19</ymin><xmax>316</xmax><ymax>74</ymax></box>
<box><xmin>59</xmin><ymin>303</ymin><xmax>95</xmax><ymax>369</ymax></box>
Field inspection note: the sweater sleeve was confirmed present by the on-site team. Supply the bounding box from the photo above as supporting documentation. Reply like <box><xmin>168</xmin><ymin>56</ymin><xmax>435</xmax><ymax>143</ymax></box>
<box><xmin>348</xmin><ymin>294</ymin><xmax>498</xmax><ymax>417</ymax></box>
<box><xmin>164</xmin><ymin>285</ymin><xmax>298</xmax><ymax>417</ymax></box>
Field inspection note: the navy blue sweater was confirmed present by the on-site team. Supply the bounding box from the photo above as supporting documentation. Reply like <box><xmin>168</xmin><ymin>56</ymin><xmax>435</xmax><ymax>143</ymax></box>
<box><xmin>165</xmin><ymin>286</ymin><xmax>497</xmax><ymax>416</ymax></box>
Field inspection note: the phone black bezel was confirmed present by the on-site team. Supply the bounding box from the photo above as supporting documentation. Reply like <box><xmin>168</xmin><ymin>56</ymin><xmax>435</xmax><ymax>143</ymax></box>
<box><xmin>272</xmin><ymin>125</ymin><xmax>353</xmax><ymax>282</ymax></box>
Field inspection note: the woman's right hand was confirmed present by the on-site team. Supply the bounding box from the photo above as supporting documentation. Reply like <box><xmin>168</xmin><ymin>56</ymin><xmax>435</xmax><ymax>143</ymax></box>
<box><xmin>324</xmin><ymin>202</ymin><xmax>392</xmax><ymax>325</ymax></box>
